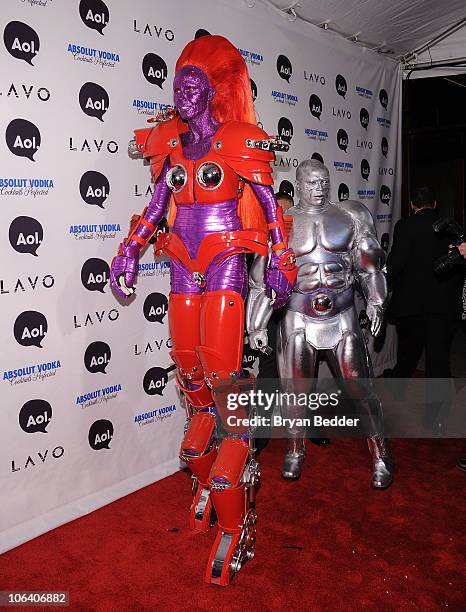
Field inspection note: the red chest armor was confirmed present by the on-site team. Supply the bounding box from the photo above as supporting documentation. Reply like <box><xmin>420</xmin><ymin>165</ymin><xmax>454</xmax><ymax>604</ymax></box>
<box><xmin>166</xmin><ymin>142</ymin><xmax>240</xmax><ymax>204</ymax></box>
<box><xmin>134</xmin><ymin>117</ymin><xmax>274</xmax><ymax>205</ymax></box>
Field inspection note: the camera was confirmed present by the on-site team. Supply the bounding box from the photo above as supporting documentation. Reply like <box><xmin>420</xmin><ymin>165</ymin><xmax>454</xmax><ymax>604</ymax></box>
<box><xmin>432</xmin><ymin>217</ymin><xmax>465</xmax><ymax>275</ymax></box>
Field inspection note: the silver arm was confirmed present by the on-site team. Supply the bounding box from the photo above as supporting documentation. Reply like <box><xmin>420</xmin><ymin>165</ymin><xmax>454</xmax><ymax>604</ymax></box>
<box><xmin>246</xmin><ymin>253</ymin><xmax>274</xmax><ymax>351</ymax></box>
<box><xmin>344</xmin><ymin>201</ymin><xmax>387</xmax><ymax>336</ymax></box>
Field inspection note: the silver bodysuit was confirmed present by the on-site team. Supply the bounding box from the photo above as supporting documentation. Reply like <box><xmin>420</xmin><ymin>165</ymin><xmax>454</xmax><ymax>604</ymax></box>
<box><xmin>247</xmin><ymin>199</ymin><xmax>387</xmax><ymax>436</ymax></box>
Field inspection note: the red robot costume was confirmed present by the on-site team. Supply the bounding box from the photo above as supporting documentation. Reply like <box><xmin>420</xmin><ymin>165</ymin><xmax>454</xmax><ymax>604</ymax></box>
<box><xmin>110</xmin><ymin>35</ymin><xmax>296</xmax><ymax>586</ymax></box>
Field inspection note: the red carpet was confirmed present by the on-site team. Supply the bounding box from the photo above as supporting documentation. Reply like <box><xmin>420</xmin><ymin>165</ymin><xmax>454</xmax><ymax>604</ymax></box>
<box><xmin>1</xmin><ymin>439</ymin><xmax>465</xmax><ymax>611</ymax></box>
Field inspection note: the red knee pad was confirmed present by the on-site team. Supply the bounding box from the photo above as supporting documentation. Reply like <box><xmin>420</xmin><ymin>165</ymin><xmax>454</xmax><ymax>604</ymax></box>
<box><xmin>180</xmin><ymin>412</ymin><xmax>217</xmax><ymax>486</ymax></box>
<box><xmin>171</xmin><ymin>349</ymin><xmax>213</xmax><ymax>410</ymax></box>
<box><xmin>208</xmin><ymin>438</ymin><xmax>250</xmax><ymax>534</ymax></box>
<box><xmin>180</xmin><ymin>412</ymin><xmax>216</xmax><ymax>459</ymax></box>
<box><xmin>208</xmin><ymin>437</ymin><xmax>249</xmax><ymax>488</ymax></box>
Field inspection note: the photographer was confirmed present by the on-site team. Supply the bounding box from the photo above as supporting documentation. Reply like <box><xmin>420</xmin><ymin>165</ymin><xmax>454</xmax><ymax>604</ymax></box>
<box><xmin>386</xmin><ymin>186</ymin><xmax>463</xmax><ymax>381</ymax></box>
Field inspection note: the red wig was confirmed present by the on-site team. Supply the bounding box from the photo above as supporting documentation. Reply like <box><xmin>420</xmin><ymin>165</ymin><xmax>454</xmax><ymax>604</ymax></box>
<box><xmin>167</xmin><ymin>35</ymin><xmax>266</xmax><ymax>232</ymax></box>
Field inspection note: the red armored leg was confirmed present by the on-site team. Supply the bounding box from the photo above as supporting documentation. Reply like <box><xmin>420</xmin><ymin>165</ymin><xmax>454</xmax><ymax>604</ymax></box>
<box><xmin>169</xmin><ymin>293</ymin><xmax>216</xmax><ymax>531</ymax></box>
<box><xmin>195</xmin><ymin>291</ymin><xmax>259</xmax><ymax>586</ymax></box>
<box><xmin>179</xmin><ymin>412</ymin><xmax>217</xmax><ymax>532</ymax></box>
<box><xmin>205</xmin><ymin>438</ymin><xmax>258</xmax><ymax>586</ymax></box>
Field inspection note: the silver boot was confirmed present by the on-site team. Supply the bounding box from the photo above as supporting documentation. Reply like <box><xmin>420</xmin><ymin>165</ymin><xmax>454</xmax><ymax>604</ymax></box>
<box><xmin>281</xmin><ymin>437</ymin><xmax>306</xmax><ymax>480</ymax></box>
<box><xmin>367</xmin><ymin>435</ymin><xmax>394</xmax><ymax>489</ymax></box>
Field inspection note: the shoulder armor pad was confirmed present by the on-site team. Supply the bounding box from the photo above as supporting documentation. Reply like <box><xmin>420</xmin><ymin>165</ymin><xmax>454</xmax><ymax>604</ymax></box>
<box><xmin>214</xmin><ymin>121</ymin><xmax>274</xmax><ymax>185</ymax></box>
<box><xmin>133</xmin><ymin>117</ymin><xmax>186</xmax><ymax>182</ymax></box>
<box><xmin>134</xmin><ymin>117</ymin><xmax>185</xmax><ymax>159</ymax></box>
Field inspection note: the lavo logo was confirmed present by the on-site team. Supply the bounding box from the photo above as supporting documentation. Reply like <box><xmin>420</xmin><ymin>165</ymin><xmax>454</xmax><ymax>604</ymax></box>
<box><xmin>79</xmin><ymin>0</ymin><xmax>109</xmax><ymax>35</ymax></box>
<box><xmin>1</xmin><ymin>83</ymin><xmax>50</xmax><ymax>102</ymax></box>
<box><xmin>79</xmin><ymin>82</ymin><xmax>109</xmax><ymax>121</ymax></box>
<box><xmin>14</xmin><ymin>310</ymin><xmax>48</xmax><ymax>348</ymax></box>
<box><xmin>356</xmin><ymin>139</ymin><xmax>373</xmax><ymax>150</ymax></box>
<box><xmin>11</xmin><ymin>446</ymin><xmax>64</xmax><ymax>472</ymax></box>
<box><xmin>143</xmin><ymin>364</ymin><xmax>176</xmax><ymax>396</ymax></box>
<box><xmin>278</xmin><ymin>117</ymin><xmax>293</xmax><ymax>144</ymax></box>
<box><xmin>134</xmin><ymin>337</ymin><xmax>172</xmax><ymax>356</ymax></box>
<box><xmin>88</xmin><ymin>419</ymin><xmax>113</xmax><ymax>450</ymax></box>
<box><xmin>19</xmin><ymin>399</ymin><xmax>52</xmax><ymax>433</ymax></box>
<box><xmin>84</xmin><ymin>341</ymin><xmax>111</xmax><ymax>373</ymax></box>
<box><xmin>3</xmin><ymin>21</ymin><xmax>40</xmax><ymax>65</ymax></box>
<box><xmin>143</xmin><ymin>293</ymin><xmax>168</xmax><ymax>323</ymax></box>
<box><xmin>332</xmin><ymin>107</ymin><xmax>351</xmax><ymax>120</ymax></box>
<box><xmin>304</xmin><ymin>71</ymin><xmax>326</xmax><ymax>85</ymax></box>
<box><xmin>81</xmin><ymin>258</ymin><xmax>109</xmax><ymax>292</ymax></box>
<box><xmin>69</xmin><ymin>137</ymin><xmax>118</xmax><ymax>154</ymax></box>
<box><xmin>79</xmin><ymin>170</ymin><xmax>110</xmax><ymax>208</ymax></box>
<box><xmin>1</xmin><ymin>274</ymin><xmax>54</xmax><ymax>295</ymax></box>
<box><xmin>142</xmin><ymin>53</ymin><xmax>168</xmax><ymax>89</ymax></box>
<box><xmin>277</xmin><ymin>54</ymin><xmax>292</xmax><ymax>82</ymax></box>
<box><xmin>73</xmin><ymin>309</ymin><xmax>119</xmax><ymax>329</ymax></box>
<box><xmin>6</xmin><ymin>119</ymin><xmax>41</xmax><ymax>161</ymax></box>
<box><xmin>379</xmin><ymin>167</ymin><xmax>394</xmax><ymax>176</ymax></box>
<box><xmin>133</xmin><ymin>20</ymin><xmax>175</xmax><ymax>41</ymax></box>
<box><xmin>9</xmin><ymin>216</ymin><xmax>43</xmax><ymax>256</ymax></box>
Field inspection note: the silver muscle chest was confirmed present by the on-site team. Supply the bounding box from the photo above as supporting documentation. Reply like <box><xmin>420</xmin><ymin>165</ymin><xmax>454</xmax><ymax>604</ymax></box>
<box><xmin>287</xmin><ymin>202</ymin><xmax>357</xmax><ymax>293</ymax></box>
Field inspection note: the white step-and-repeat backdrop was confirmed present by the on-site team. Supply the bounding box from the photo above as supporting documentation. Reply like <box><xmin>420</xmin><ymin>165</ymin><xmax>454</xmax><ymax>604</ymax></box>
<box><xmin>0</xmin><ymin>0</ymin><xmax>401</xmax><ymax>553</ymax></box>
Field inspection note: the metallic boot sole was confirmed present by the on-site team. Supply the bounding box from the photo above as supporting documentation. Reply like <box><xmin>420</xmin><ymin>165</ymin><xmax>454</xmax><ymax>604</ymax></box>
<box><xmin>281</xmin><ymin>451</ymin><xmax>305</xmax><ymax>480</ymax></box>
<box><xmin>367</xmin><ymin>437</ymin><xmax>394</xmax><ymax>490</ymax></box>
<box><xmin>371</xmin><ymin>458</ymin><xmax>394</xmax><ymax>490</ymax></box>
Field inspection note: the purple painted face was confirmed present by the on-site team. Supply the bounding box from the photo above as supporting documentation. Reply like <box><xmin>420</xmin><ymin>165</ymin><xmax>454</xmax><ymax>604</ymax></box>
<box><xmin>173</xmin><ymin>65</ymin><xmax>214</xmax><ymax>120</ymax></box>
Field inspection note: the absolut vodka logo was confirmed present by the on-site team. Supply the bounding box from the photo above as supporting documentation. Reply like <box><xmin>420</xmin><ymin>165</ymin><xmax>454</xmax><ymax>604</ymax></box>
<box><xmin>0</xmin><ymin>178</ymin><xmax>54</xmax><ymax>198</ymax></box>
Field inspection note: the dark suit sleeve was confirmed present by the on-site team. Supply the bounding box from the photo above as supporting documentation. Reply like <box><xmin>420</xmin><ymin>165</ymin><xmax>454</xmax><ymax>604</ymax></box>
<box><xmin>386</xmin><ymin>220</ymin><xmax>410</xmax><ymax>290</ymax></box>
